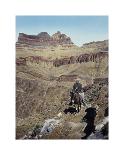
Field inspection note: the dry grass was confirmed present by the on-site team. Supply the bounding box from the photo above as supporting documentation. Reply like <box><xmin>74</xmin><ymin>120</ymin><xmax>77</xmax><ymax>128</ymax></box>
<box><xmin>16</xmin><ymin>43</ymin><xmax>108</xmax><ymax>139</ymax></box>
<box><xmin>16</xmin><ymin>44</ymin><xmax>98</xmax><ymax>60</ymax></box>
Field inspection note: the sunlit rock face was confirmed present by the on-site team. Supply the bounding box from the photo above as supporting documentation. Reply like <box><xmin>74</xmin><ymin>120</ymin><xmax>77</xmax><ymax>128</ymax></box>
<box><xmin>17</xmin><ymin>31</ymin><xmax>73</xmax><ymax>47</ymax></box>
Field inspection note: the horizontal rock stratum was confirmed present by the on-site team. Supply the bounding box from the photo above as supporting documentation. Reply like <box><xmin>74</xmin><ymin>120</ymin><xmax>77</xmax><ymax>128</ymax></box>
<box><xmin>16</xmin><ymin>51</ymin><xmax>108</xmax><ymax>67</ymax></box>
<box><xmin>17</xmin><ymin>31</ymin><xmax>73</xmax><ymax>47</ymax></box>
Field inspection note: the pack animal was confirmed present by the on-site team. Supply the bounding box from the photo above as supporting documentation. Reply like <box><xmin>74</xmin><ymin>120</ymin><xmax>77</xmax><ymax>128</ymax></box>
<box><xmin>71</xmin><ymin>91</ymin><xmax>82</xmax><ymax>113</ymax></box>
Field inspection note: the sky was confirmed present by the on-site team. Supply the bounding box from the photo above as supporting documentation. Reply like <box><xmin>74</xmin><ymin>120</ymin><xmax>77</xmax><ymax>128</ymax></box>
<box><xmin>16</xmin><ymin>16</ymin><xmax>108</xmax><ymax>46</ymax></box>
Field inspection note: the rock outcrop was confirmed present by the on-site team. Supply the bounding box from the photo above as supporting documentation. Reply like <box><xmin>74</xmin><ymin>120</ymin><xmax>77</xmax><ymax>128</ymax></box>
<box><xmin>51</xmin><ymin>31</ymin><xmax>73</xmax><ymax>44</ymax></box>
<box><xmin>17</xmin><ymin>31</ymin><xmax>73</xmax><ymax>47</ymax></box>
<box><xmin>93</xmin><ymin>77</ymin><xmax>108</xmax><ymax>85</ymax></box>
<box><xmin>53</xmin><ymin>52</ymin><xmax>108</xmax><ymax>67</ymax></box>
<box><xmin>16</xmin><ymin>57</ymin><xmax>27</xmax><ymax>66</ymax></box>
<box><xmin>16</xmin><ymin>52</ymin><xmax>108</xmax><ymax>67</ymax></box>
<box><xmin>82</xmin><ymin>40</ymin><xmax>108</xmax><ymax>52</ymax></box>
<box><xmin>16</xmin><ymin>56</ymin><xmax>52</xmax><ymax>66</ymax></box>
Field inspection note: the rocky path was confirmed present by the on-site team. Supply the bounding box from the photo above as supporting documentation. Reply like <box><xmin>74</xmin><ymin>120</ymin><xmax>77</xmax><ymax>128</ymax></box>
<box><xmin>20</xmin><ymin>79</ymin><xmax>108</xmax><ymax>139</ymax></box>
<box><xmin>21</xmin><ymin>105</ymin><xmax>88</xmax><ymax>139</ymax></box>
<box><xmin>21</xmin><ymin>104</ymin><xmax>108</xmax><ymax>139</ymax></box>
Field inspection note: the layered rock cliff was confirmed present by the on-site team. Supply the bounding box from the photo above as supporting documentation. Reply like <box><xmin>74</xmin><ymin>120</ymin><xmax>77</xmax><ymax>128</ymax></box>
<box><xmin>16</xmin><ymin>51</ymin><xmax>108</xmax><ymax>67</ymax></box>
<box><xmin>53</xmin><ymin>52</ymin><xmax>108</xmax><ymax>67</ymax></box>
<box><xmin>16</xmin><ymin>31</ymin><xmax>73</xmax><ymax>47</ymax></box>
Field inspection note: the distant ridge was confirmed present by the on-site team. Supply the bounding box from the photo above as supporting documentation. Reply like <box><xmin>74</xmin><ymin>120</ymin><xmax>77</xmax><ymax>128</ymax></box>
<box><xmin>17</xmin><ymin>31</ymin><xmax>73</xmax><ymax>47</ymax></box>
<box><xmin>82</xmin><ymin>40</ymin><xmax>108</xmax><ymax>51</ymax></box>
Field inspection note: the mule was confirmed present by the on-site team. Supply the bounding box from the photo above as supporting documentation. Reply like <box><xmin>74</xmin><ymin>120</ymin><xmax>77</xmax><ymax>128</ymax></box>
<box><xmin>71</xmin><ymin>91</ymin><xmax>82</xmax><ymax>113</ymax></box>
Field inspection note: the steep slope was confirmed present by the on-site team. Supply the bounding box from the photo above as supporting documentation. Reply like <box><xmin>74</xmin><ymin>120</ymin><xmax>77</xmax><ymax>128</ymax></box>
<box><xmin>81</xmin><ymin>40</ymin><xmax>108</xmax><ymax>53</ymax></box>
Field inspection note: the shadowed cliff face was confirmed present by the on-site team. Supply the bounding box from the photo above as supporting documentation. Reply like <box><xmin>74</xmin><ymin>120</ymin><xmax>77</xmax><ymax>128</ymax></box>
<box><xmin>53</xmin><ymin>52</ymin><xmax>108</xmax><ymax>67</ymax></box>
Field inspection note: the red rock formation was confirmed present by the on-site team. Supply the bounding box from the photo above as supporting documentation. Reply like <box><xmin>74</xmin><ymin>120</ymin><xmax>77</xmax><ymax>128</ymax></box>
<box><xmin>77</xmin><ymin>52</ymin><xmax>108</xmax><ymax>63</ymax></box>
<box><xmin>26</xmin><ymin>56</ymin><xmax>50</xmax><ymax>64</ymax></box>
<box><xmin>17</xmin><ymin>31</ymin><xmax>73</xmax><ymax>47</ymax></box>
<box><xmin>53</xmin><ymin>52</ymin><xmax>108</xmax><ymax>67</ymax></box>
<box><xmin>16</xmin><ymin>56</ymin><xmax>53</xmax><ymax>66</ymax></box>
<box><xmin>16</xmin><ymin>52</ymin><xmax>108</xmax><ymax>67</ymax></box>
<box><xmin>16</xmin><ymin>57</ymin><xmax>26</xmax><ymax>66</ymax></box>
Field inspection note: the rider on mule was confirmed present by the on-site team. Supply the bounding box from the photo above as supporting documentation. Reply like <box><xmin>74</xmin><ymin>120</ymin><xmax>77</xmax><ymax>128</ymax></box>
<box><xmin>70</xmin><ymin>79</ymin><xmax>84</xmax><ymax>105</ymax></box>
<box><xmin>73</xmin><ymin>79</ymin><xmax>83</xmax><ymax>93</ymax></box>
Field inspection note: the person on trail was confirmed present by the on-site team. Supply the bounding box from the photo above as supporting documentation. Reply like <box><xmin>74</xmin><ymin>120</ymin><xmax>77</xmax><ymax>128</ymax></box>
<box><xmin>70</xmin><ymin>79</ymin><xmax>84</xmax><ymax>105</ymax></box>
<box><xmin>73</xmin><ymin>79</ymin><xmax>83</xmax><ymax>93</ymax></box>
